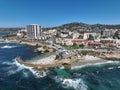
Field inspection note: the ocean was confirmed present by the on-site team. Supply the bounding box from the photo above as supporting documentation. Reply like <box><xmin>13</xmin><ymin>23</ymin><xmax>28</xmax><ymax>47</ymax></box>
<box><xmin>0</xmin><ymin>42</ymin><xmax>120</xmax><ymax>90</ymax></box>
<box><xmin>0</xmin><ymin>32</ymin><xmax>9</xmax><ymax>36</ymax></box>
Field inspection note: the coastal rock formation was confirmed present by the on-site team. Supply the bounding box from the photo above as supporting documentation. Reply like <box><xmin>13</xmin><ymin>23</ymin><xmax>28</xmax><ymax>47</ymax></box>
<box><xmin>20</xmin><ymin>41</ymin><xmax>55</xmax><ymax>53</ymax></box>
<box><xmin>35</xmin><ymin>47</ymin><xmax>55</xmax><ymax>53</ymax></box>
<box><xmin>16</xmin><ymin>50</ymin><xmax>120</xmax><ymax>72</ymax></box>
<box><xmin>103</xmin><ymin>53</ymin><xmax>120</xmax><ymax>58</ymax></box>
<box><xmin>48</xmin><ymin>48</ymin><xmax>54</xmax><ymax>52</ymax></box>
<box><xmin>36</xmin><ymin>47</ymin><xmax>46</xmax><ymax>52</ymax></box>
<box><xmin>21</xmin><ymin>41</ymin><xmax>38</xmax><ymax>46</ymax></box>
<box><xmin>16</xmin><ymin>57</ymin><xmax>62</xmax><ymax>69</ymax></box>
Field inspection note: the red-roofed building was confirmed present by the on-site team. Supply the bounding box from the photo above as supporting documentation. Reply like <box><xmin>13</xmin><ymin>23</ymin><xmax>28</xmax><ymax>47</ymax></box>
<box><xmin>87</xmin><ymin>41</ymin><xmax>102</xmax><ymax>49</ymax></box>
<box><xmin>88</xmin><ymin>42</ymin><xmax>102</xmax><ymax>46</ymax></box>
<box><xmin>71</xmin><ymin>39</ymin><xmax>88</xmax><ymax>45</ymax></box>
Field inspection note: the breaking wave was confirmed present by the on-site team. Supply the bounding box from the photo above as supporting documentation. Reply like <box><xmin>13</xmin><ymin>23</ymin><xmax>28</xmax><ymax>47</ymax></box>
<box><xmin>108</xmin><ymin>67</ymin><xmax>114</xmax><ymax>70</ymax></box>
<box><xmin>1</xmin><ymin>45</ymin><xmax>18</xmax><ymax>49</ymax></box>
<box><xmin>1</xmin><ymin>61</ymin><xmax>13</xmax><ymax>65</ymax></box>
<box><xmin>62</xmin><ymin>78</ymin><xmax>88</xmax><ymax>90</ymax></box>
<box><xmin>54</xmin><ymin>76</ymin><xmax>88</xmax><ymax>90</ymax></box>
<box><xmin>12</xmin><ymin>59</ymin><xmax>47</xmax><ymax>78</ymax></box>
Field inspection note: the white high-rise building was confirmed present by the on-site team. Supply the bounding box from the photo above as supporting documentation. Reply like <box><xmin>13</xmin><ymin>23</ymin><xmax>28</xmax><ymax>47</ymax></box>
<box><xmin>27</xmin><ymin>24</ymin><xmax>42</xmax><ymax>39</ymax></box>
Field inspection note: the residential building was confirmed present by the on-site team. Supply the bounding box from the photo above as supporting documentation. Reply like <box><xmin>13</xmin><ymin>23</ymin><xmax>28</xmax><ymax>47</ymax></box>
<box><xmin>83</xmin><ymin>33</ymin><xmax>97</xmax><ymax>39</ymax></box>
<box><xmin>63</xmin><ymin>39</ymin><xmax>73</xmax><ymax>46</ymax></box>
<box><xmin>60</xmin><ymin>31</ymin><xmax>69</xmax><ymax>38</ymax></box>
<box><xmin>17</xmin><ymin>29</ymin><xmax>27</xmax><ymax>38</ymax></box>
<box><xmin>17</xmin><ymin>32</ymin><xmax>24</xmax><ymax>38</ymax></box>
<box><xmin>27</xmin><ymin>24</ymin><xmax>42</xmax><ymax>39</ymax></box>
<box><xmin>101</xmin><ymin>29</ymin><xmax>117</xmax><ymax>37</ymax></box>
<box><xmin>72</xmin><ymin>32</ymin><xmax>80</xmax><ymax>39</ymax></box>
<box><xmin>55</xmin><ymin>38</ymin><xmax>63</xmax><ymax>44</ymax></box>
<box><xmin>71</xmin><ymin>39</ymin><xmax>87</xmax><ymax>45</ymax></box>
<box><xmin>87</xmin><ymin>41</ymin><xmax>102</xmax><ymax>48</ymax></box>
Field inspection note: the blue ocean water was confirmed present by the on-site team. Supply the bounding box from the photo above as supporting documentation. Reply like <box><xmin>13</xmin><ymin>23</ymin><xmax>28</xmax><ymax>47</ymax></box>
<box><xmin>0</xmin><ymin>42</ymin><xmax>120</xmax><ymax>90</ymax></box>
<box><xmin>0</xmin><ymin>32</ymin><xmax>9</xmax><ymax>36</ymax></box>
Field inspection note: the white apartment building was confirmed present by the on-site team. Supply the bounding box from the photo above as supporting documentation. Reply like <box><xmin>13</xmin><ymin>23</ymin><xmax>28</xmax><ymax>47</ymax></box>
<box><xmin>27</xmin><ymin>24</ymin><xmax>42</xmax><ymax>39</ymax></box>
<box><xmin>83</xmin><ymin>33</ymin><xmax>97</xmax><ymax>39</ymax></box>
<box><xmin>72</xmin><ymin>32</ymin><xmax>79</xmax><ymax>39</ymax></box>
<box><xmin>101</xmin><ymin>29</ymin><xmax>117</xmax><ymax>37</ymax></box>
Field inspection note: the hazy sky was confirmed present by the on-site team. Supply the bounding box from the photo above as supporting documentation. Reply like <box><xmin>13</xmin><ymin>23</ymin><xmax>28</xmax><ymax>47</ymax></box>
<box><xmin>0</xmin><ymin>0</ymin><xmax>120</xmax><ymax>27</ymax></box>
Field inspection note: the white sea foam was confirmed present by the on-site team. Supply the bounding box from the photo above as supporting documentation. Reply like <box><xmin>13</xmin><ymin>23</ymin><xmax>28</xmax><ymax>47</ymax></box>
<box><xmin>59</xmin><ymin>66</ymin><xmax>65</xmax><ymax>69</ymax></box>
<box><xmin>62</xmin><ymin>78</ymin><xmax>88</xmax><ymax>90</ymax></box>
<box><xmin>7</xmin><ymin>67</ymin><xmax>23</xmax><ymax>76</ymax></box>
<box><xmin>22</xmin><ymin>71</ymin><xmax>29</xmax><ymax>78</ymax></box>
<box><xmin>7</xmin><ymin>70</ymin><xmax>16</xmax><ymax>75</ymax></box>
<box><xmin>1</xmin><ymin>45</ymin><xmax>18</xmax><ymax>49</ymax></box>
<box><xmin>54</xmin><ymin>76</ymin><xmax>88</xmax><ymax>90</ymax></box>
<box><xmin>6</xmin><ymin>61</ymin><xmax>28</xmax><ymax>76</ymax></box>
<box><xmin>1</xmin><ymin>61</ymin><xmax>13</xmax><ymax>65</ymax></box>
<box><xmin>108</xmin><ymin>67</ymin><xmax>114</xmax><ymax>70</ymax></box>
<box><xmin>54</xmin><ymin>76</ymin><xmax>63</xmax><ymax>83</ymax></box>
<box><xmin>12</xmin><ymin>59</ymin><xmax>47</xmax><ymax>78</ymax></box>
<box><xmin>1</xmin><ymin>61</ymin><xmax>22</xmax><ymax>76</ymax></box>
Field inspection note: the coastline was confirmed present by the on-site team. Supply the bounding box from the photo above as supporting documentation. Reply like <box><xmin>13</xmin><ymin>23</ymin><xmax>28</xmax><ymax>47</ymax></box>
<box><xmin>16</xmin><ymin>54</ymin><xmax>117</xmax><ymax>70</ymax></box>
<box><xmin>71</xmin><ymin>60</ymin><xmax>116</xmax><ymax>70</ymax></box>
<box><xmin>0</xmin><ymin>39</ymin><xmax>120</xmax><ymax>70</ymax></box>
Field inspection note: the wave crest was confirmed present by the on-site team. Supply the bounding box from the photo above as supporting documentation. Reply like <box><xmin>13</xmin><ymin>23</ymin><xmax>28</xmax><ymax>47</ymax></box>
<box><xmin>12</xmin><ymin>59</ymin><xmax>47</xmax><ymax>78</ymax></box>
<box><xmin>1</xmin><ymin>45</ymin><xmax>18</xmax><ymax>49</ymax></box>
<box><xmin>62</xmin><ymin>78</ymin><xmax>88</xmax><ymax>90</ymax></box>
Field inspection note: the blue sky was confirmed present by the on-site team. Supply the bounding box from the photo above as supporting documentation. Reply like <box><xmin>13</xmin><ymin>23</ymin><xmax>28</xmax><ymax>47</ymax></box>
<box><xmin>0</xmin><ymin>0</ymin><xmax>120</xmax><ymax>27</ymax></box>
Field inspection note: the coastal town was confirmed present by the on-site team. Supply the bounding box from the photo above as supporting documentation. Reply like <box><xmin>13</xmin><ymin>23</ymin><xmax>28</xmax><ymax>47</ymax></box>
<box><xmin>0</xmin><ymin>23</ymin><xmax>120</xmax><ymax>70</ymax></box>
<box><xmin>1</xmin><ymin>0</ymin><xmax>120</xmax><ymax>90</ymax></box>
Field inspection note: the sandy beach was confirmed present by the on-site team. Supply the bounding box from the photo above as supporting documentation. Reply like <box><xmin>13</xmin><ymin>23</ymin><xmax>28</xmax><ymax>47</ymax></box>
<box><xmin>71</xmin><ymin>58</ymin><xmax>107</xmax><ymax>67</ymax></box>
<box><xmin>67</xmin><ymin>55</ymin><xmax>108</xmax><ymax>67</ymax></box>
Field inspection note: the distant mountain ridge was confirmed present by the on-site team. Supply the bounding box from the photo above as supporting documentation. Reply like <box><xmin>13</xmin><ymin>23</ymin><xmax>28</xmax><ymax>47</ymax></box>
<box><xmin>43</xmin><ymin>22</ymin><xmax>120</xmax><ymax>32</ymax></box>
<box><xmin>0</xmin><ymin>22</ymin><xmax>120</xmax><ymax>33</ymax></box>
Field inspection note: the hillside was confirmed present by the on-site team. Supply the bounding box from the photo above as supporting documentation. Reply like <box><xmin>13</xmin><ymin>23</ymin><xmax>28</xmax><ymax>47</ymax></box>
<box><xmin>0</xmin><ymin>22</ymin><xmax>120</xmax><ymax>33</ymax></box>
<box><xmin>43</xmin><ymin>22</ymin><xmax>120</xmax><ymax>32</ymax></box>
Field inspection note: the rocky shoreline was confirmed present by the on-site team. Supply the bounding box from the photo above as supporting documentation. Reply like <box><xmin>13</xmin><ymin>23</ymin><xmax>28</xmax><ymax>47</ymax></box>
<box><xmin>0</xmin><ymin>39</ymin><xmax>55</xmax><ymax>53</ymax></box>
<box><xmin>16</xmin><ymin>57</ymin><xmax>62</xmax><ymax>69</ymax></box>
<box><xmin>16</xmin><ymin>52</ymin><xmax>120</xmax><ymax>71</ymax></box>
<box><xmin>1</xmin><ymin>39</ymin><xmax>120</xmax><ymax>72</ymax></box>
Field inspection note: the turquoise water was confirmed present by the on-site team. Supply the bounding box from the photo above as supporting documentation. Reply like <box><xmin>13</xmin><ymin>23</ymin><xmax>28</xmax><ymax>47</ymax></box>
<box><xmin>69</xmin><ymin>62</ymin><xmax>120</xmax><ymax>90</ymax></box>
<box><xmin>0</xmin><ymin>42</ymin><xmax>120</xmax><ymax>90</ymax></box>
